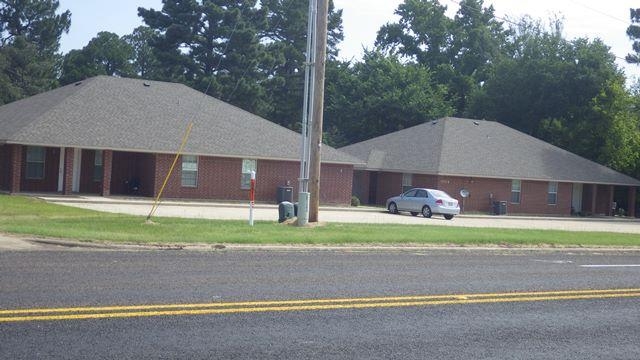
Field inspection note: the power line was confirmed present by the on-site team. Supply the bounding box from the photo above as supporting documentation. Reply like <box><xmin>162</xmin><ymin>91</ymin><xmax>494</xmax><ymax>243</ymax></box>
<box><xmin>448</xmin><ymin>0</ymin><xmax>630</xmax><ymax>64</ymax></box>
<box><xmin>568</xmin><ymin>0</ymin><xmax>628</xmax><ymax>25</ymax></box>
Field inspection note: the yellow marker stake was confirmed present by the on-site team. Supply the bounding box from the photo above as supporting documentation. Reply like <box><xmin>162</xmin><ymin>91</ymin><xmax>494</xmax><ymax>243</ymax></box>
<box><xmin>147</xmin><ymin>122</ymin><xmax>194</xmax><ymax>221</ymax></box>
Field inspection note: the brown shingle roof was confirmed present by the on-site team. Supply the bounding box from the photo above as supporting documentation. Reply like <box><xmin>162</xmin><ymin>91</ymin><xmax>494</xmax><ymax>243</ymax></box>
<box><xmin>0</xmin><ymin>76</ymin><xmax>360</xmax><ymax>164</ymax></box>
<box><xmin>340</xmin><ymin>117</ymin><xmax>640</xmax><ymax>186</ymax></box>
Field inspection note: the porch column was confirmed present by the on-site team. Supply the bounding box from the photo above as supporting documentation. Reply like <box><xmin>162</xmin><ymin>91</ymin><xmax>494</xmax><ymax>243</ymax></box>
<box><xmin>9</xmin><ymin>144</ymin><xmax>22</xmax><ymax>194</ymax></box>
<box><xmin>608</xmin><ymin>185</ymin><xmax>615</xmax><ymax>216</ymax></box>
<box><xmin>590</xmin><ymin>184</ymin><xmax>597</xmax><ymax>215</ymax></box>
<box><xmin>63</xmin><ymin>148</ymin><xmax>75</xmax><ymax>195</ymax></box>
<box><xmin>629</xmin><ymin>187</ymin><xmax>637</xmax><ymax>218</ymax></box>
<box><xmin>101</xmin><ymin>150</ymin><xmax>112</xmax><ymax>196</ymax></box>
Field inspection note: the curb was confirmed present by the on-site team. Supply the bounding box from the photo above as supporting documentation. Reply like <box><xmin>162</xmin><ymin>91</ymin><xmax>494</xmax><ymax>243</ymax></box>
<box><xmin>20</xmin><ymin>237</ymin><xmax>640</xmax><ymax>253</ymax></box>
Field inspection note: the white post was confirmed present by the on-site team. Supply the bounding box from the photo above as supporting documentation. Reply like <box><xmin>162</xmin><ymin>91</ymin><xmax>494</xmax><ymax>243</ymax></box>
<box><xmin>57</xmin><ymin>147</ymin><xmax>65</xmax><ymax>192</ymax></box>
<box><xmin>249</xmin><ymin>170</ymin><xmax>256</xmax><ymax>226</ymax></box>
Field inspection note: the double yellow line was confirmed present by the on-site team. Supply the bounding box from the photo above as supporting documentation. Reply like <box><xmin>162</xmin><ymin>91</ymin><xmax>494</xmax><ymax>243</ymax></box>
<box><xmin>2</xmin><ymin>288</ymin><xmax>639</xmax><ymax>323</ymax></box>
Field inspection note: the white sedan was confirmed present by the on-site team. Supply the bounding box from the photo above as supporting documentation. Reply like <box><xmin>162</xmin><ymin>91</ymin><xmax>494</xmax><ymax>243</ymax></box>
<box><xmin>386</xmin><ymin>188</ymin><xmax>460</xmax><ymax>220</ymax></box>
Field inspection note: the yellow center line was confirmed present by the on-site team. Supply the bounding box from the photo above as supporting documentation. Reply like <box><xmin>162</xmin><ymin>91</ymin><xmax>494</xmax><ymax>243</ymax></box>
<box><xmin>1</xmin><ymin>289</ymin><xmax>639</xmax><ymax>323</ymax></box>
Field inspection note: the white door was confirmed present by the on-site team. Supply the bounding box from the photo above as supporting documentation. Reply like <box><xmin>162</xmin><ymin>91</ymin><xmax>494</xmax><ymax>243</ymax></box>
<box><xmin>572</xmin><ymin>183</ymin><xmax>583</xmax><ymax>214</ymax></box>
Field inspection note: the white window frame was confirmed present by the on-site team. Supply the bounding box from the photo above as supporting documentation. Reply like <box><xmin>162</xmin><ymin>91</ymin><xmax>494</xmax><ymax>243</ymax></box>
<box><xmin>511</xmin><ymin>179</ymin><xmax>521</xmax><ymax>204</ymax></box>
<box><xmin>26</xmin><ymin>146</ymin><xmax>45</xmax><ymax>180</ymax></box>
<box><xmin>548</xmin><ymin>182</ymin><xmax>558</xmax><ymax>205</ymax></box>
<box><xmin>181</xmin><ymin>155</ymin><xmax>198</xmax><ymax>187</ymax></box>
<box><xmin>241</xmin><ymin>159</ymin><xmax>257</xmax><ymax>190</ymax></box>
<box><xmin>402</xmin><ymin>173</ymin><xmax>413</xmax><ymax>193</ymax></box>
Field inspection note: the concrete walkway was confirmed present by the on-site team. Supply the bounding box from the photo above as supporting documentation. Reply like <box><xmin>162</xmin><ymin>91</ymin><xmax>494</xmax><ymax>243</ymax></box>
<box><xmin>39</xmin><ymin>195</ymin><xmax>640</xmax><ymax>234</ymax></box>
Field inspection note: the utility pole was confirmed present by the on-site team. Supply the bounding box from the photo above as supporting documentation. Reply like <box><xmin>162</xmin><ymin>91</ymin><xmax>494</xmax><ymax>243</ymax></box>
<box><xmin>296</xmin><ymin>0</ymin><xmax>317</xmax><ymax>226</ymax></box>
<box><xmin>308</xmin><ymin>0</ymin><xmax>328</xmax><ymax>223</ymax></box>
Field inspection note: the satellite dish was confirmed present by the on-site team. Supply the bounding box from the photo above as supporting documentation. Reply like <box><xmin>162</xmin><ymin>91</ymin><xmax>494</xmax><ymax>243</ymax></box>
<box><xmin>460</xmin><ymin>189</ymin><xmax>470</xmax><ymax>198</ymax></box>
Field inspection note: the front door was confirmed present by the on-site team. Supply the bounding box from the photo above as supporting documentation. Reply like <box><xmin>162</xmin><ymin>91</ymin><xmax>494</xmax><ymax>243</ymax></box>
<box><xmin>369</xmin><ymin>172</ymin><xmax>378</xmax><ymax>205</ymax></box>
<box><xmin>572</xmin><ymin>183</ymin><xmax>583</xmax><ymax>214</ymax></box>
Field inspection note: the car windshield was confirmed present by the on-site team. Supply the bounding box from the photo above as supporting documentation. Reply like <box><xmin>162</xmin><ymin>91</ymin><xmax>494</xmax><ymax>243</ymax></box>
<box><xmin>429</xmin><ymin>190</ymin><xmax>452</xmax><ymax>199</ymax></box>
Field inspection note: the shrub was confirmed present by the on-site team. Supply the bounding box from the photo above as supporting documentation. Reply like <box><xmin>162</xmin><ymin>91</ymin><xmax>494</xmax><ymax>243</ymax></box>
<box><xmin>351</xmin><ymin>196</ymin><xmax>360</xmax><ymax>207</ymax></box>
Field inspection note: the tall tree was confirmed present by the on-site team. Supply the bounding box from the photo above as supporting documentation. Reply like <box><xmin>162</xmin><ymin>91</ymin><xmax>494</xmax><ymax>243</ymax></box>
<box><xmin>376</xmin><ymin>0</ymin><xmax>453</xmax><ymax>69</ymax></box>
<box><xmin>375</xmin><ymin>0</ymin><xmax>509</xmax><ymax>115</ymax></box>
<box><xmin>0</xmin><ymin>0</ymin><xmax>70</xmax><ymax>103</ymax></box>
<box><xmin>446</xmin><ymin>0</ymin><xmax>510</xmax><ymax>112</ymax></box>
<box><xmin>59</xmin><ymin>32</ymin><xmax>134</xmax><ymax>85</ymax></box>
<box><xmin>0</xmin><ymin>0</ymin><xmax>70</xmax><ymax>54</ymax></box>
<box><xmin>138</xmin><ymin>0</ymin><xmax>272</xmax><ymax>116</ymax></box>
<box><xmin>260</xmin><ymin>0</ymin><xmax>343</xmax><ymax>129</ymax></box>
<box><xmin>626</xmin><ymin>8</ymin><xmax>640</xmax><ymax>64</ymax></box>
<box><xmin>468</xmin><ymin>17</ymin><xmax>639</xmax><ymax>174</ymax></box>
<box><xmin>325</xmin><ymin>51</ymin><xmax>454</xmax><ymax>146</ymax></box>
<box><xmin>123</xmin><ymin>26</ymin><xmax>159</xmax><ymax>78</ymax></box>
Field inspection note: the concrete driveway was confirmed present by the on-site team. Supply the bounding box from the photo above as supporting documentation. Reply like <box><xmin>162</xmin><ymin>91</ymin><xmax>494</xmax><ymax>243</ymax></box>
<box><xmin>38</xmin><ymin>195</ymin><xmax>640</xmax><ymax>234</ymax></box>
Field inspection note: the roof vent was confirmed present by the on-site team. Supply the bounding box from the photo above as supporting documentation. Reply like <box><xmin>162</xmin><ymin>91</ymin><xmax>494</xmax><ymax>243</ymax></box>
<box><xmin>473</xmin><ymin>121</ymin><xmax>479</xmax><ymax>126</ymax></box>
<box><xmin>431</xmin><ymin>120</ymin><xmax>438</xmax><ymax>125</ymax></box>
<box><xmin>143</xmin><ymin>82</ymin><xmax>151</xmax><ymax>87</ymax></box>
<box><xmin>74</xmin><ymin>82</ymin><xmax>82</xmax><ymax>86</ymax></box>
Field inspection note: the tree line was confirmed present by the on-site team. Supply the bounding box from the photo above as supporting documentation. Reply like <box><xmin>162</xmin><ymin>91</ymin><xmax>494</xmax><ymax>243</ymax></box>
<box><xmin>1</xmin><ymin>0</ymin><xmax>639</xmax><ymax>180</ymax></box>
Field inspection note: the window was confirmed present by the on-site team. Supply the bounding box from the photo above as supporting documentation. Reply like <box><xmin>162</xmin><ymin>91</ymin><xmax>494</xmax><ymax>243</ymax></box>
<box><xmin>415</xmin><ymin>189</ymin><xmax>427</xmax><ymax>198</ymax></box>
<box><xmin>26</xmin><ymin>146</ymin><xmax>45</xmax><ymax>179</ymax></box>
<box><xmin>181</xmin><ymin>155</ymin><xmax>198</xmax><ymax>187</ymax></box>
<box><xmin>241</xmin><ymin>159</ymin><xmax>257</xmax><ymax>190</ymax></box>
<box><xmin>93</xmin><ymin>150</ymin><xmax>103</xmax><ymax>182</ymax></box>
<box><xmin>403</xmin><ymin>189</ymin><xmax>417</xmax><ymax>197</ymax></box>
<box><xmin>402</xmin><ymin>173</ymin><xmax>413</xmax><ymax>193</ymax></box>
<box><xmin>511</xmin><ymin>180</ymin><xmax>521</xmax><ymax>204</ymax></box>
<box><xmin>548</xmin><ymin>182</ymin><xmax>558</xmax><ymax>205</ymax></box>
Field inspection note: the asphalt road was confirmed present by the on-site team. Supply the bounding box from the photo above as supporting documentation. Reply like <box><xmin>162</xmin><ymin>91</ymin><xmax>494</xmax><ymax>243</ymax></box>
<box><xmin>1</xmin><ymin>247</ymin><xmax>640</xmax><ymax>359</ymax></box>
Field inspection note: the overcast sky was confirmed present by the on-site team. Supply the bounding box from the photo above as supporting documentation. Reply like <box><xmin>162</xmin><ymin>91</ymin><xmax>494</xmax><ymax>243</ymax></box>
<box><xmin>58</xmin><ymin>0</ymin><xmax>640</xmax><ymax>82</ymax></box>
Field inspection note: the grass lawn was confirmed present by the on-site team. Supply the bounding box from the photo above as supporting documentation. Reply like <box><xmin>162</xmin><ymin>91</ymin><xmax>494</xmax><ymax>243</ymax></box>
<box><xmin>0</xmin><ymin>194</ymin><xmax>638</xmax><ymax>247</ymax></box>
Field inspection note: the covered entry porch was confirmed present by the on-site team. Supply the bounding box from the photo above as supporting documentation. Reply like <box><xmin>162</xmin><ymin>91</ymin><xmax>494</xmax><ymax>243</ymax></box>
<box><xmin>0</xmin><ymin>144</ymin><xmax>113</xmax><ymax>196</ymax></box>
<box><xmin>573</xmin><ymin>183</ymin><xmax>637</xmax><ymax>218</ymax></box>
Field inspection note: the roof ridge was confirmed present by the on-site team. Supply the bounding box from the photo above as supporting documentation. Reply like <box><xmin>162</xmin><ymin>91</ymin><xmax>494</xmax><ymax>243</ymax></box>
<box><xmin>433</xmin><ymin>117</ymin><xmax>450</xmax><ymax>174</ymax></box>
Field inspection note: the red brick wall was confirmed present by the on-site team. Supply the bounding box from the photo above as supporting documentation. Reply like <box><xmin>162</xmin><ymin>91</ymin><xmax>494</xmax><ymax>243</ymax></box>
<box><xmin>375</xmin><ymin>172</ymin><xmax>403</xmax><ymax>205</ymax></box>
<box><xmin>437</xmin><ymin>176</ymin><xmax>572</xmax><ymax>215</ymax></box>
<box><xmin>153</xmin><ymin>154</ymin><xmax>353</xmax><ymax>205</ymax></box>
<box><xmin>364</xmin><ymin>170</ymin><xmax>576</xmax><ymax>215</ymax></box>
<box><xmin>102</xmin><ymin>150</ymin><xmax>112</xmax><ymax>196</ymax></box>
<box><xmin>436</xmin><ymin>176</ymin><xmax>510</xmax><ymax>213</ymax></box>
<box><xmin>21</xmin><ymin>146</ymin><xmax>60</xmax><ymax>193</ymax></box>
<box><xmin>253</xmin><ymin>159</ymin><xmax>300</xmax><ymax>202</ymax></box>
<box><xmin>413</xmin><ymin>174</ymin><xmax>439</xmax><ymax>189</ymax></box>
<box><xmin>0</xmin><ymin>145</ymin><xmax>9</xmax><ymax>191</ymax></box>
<box><xmin>10</xmin><ymin>145</ymin><xmax>22</xmax><ymax>193</ymax></box>
<box><xmin>319</xmin><ymin>163</ymin><xmax>353</xmax><ymax>205</ymax></box>
<box><xmin>63</xmin><ymin>148</ymin><xmax>74</xmax><ymax>194</ymax></box>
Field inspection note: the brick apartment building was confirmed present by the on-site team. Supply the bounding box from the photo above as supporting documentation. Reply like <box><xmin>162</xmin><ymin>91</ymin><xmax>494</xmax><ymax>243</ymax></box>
<box><xmin>0</xmin><ymin>76</ymin><xmax>359</xmax><ymax>205</ymax></box>
<box><xmin>341</xmin><ymin>118</ymin><xmax>640</xmax><ymax>217</ymax></box>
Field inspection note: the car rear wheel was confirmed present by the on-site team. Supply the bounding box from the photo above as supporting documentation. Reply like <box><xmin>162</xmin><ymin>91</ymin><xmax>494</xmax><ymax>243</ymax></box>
<box><xmin>388</xmin><ymin>202</ymin><xmax>398</xmax><ymax>214</ymax></box>
<box><xmin>410</xmin><ymin>212</ymin><xmax>419</xmax><ymax>216</ymax></box>
<box><xmin>422</xmin><ymin>206</ymin><xmax>432</xmax><ymax>218</ymax></box>
<box><xmin>444</xmin><ymin>214</ymin><xmax>454</xmax><ymax>220</ymax></box>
